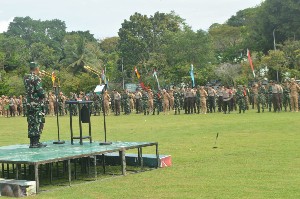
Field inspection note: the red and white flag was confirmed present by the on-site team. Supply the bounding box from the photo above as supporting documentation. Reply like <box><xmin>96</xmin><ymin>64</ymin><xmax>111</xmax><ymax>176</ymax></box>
<box><xmin>247</xmin><ymin>49</ymin><xmax>255</xmax><ymax>78</ymax></box>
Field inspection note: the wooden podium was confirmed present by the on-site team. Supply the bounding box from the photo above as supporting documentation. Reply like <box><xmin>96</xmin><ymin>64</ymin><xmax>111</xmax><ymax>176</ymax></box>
<box><xmin>65</xmin><ymin>101</ymin><xmax>93</xmax><ymax>145</ymax></box>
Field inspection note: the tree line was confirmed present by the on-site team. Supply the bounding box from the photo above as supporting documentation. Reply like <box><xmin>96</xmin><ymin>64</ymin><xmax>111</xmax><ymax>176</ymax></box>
<box><xmin>0</xmin><ymin>0</ymin><xmax>300</xmax><ymax>96</ymax></box>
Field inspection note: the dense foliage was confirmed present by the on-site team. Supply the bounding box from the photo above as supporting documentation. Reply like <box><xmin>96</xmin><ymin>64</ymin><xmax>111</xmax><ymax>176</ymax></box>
<box><xmin>0</xmin><ymin>0</ymin><xmax>300</xmax><ymax>96</ymax></box>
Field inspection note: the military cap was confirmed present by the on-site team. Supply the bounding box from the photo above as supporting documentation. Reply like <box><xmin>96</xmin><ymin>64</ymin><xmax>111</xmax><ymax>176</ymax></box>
<box><xmin>29</xmin><ymin>62</ymin><xmax>38</xmax><ymax>69</ymax></box>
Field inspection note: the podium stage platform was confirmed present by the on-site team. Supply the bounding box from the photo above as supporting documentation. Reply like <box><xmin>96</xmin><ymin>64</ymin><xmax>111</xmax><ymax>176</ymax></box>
<box><xmin>0</xmin><ymin>141</ymin><xmax>159</xmax><ymax>193</ymax></box>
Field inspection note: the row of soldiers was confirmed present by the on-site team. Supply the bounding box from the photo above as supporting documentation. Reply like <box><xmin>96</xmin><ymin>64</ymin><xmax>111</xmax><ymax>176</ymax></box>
<box><xmin>1</xmin><ymin>79</ymin><xmax>300</xmax><ymax>117</ymax></box>
<box><xmin>95</xmin><ymin>79</ymin><xmax>300</xmax><ymax>116</ymax></box>
<box><xmin>0</xmin><ymin>95</ymin><xmax>25</xmax><ymax>117</ymax></box>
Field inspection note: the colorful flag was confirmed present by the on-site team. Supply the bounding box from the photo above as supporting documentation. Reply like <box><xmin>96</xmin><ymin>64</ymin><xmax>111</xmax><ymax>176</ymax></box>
<box><xmin>247</xmin><ymin>49</ymin><xmax>255</xmax><ymax>78</ymax></box>
<box><xmin>190</xmin><ymin>64</ymin><xmax>195</xmax><ymax>88</ymax></box>
<box><xmin>134</xmin><ymin>66</ymin><xmax>141</xmax><ymax>79</ymax></box>
<box><xmin>153</xmin><ymin>69</ymin><xmax>161</xmax><ymax>90</ymax></box>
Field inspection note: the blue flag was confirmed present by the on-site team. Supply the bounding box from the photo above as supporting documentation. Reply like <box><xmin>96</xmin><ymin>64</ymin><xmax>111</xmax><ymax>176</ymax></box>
<box><xmin>190</xmin><ymin>64</ymin><xmax>195</xmax><ymax>88</ymax></box>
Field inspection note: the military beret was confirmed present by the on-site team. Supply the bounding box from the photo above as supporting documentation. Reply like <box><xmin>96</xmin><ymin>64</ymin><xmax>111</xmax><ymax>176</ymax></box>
<box><xmin>29</xmin><ymin>62</ymin><xmax>38</xmax><ymax>69</ymax></box>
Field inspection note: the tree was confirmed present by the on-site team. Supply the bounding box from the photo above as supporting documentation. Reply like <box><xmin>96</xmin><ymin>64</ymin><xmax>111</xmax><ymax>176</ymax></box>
<box><xmin>227</xmin><ymin>7</ymin><xmax>260</xmax><ymax>27</ymax></box>
<box><xmin>0</xmin><ymin>34</ymin><xmax>28</xmax><ymax>72</ymax></box>
<box><xmin>209</xmin><ymin>24</ymin><xmax>245</xmax><ymax>63</ymax></box>
<box><xmin>99</xmin><ymin>37</ymin><xmax>121</xmax><ymax>82</ymax></box>
<box><xmin>6</xmin><ymin>17</ymin><xmax>66</xmax><ymax>63</ymax></box>
<box><xmin>281</xmin><ymin>40</ymin><xmax>300</xmax><ymax>70</ymax></box>
<box><xmin>118</xmin><ymin>11</ymin><xmax>185</xmax><ymax>80</ymax></box>
<box><xmin>162</xmin><ymin>28</ymin><xmax>215</xmax><ymax>84</ymax></box>
<box><xmin>214</xmin><ymin>63</ymin><xmax>243</xmax><ymax>86</ymax></box>
<box><xmin>261</xmin><ymin>50</ymin><xmax>287</xmax><ymax>81</ymax></box>
<box><xmin>29</xmin><ymin>42</ymin><xmax>58</xmax><ymax>67</ymax></box>
<box><xmin>249</xmin><ymin>0</ymin><xmax>300</xmax><ymax>52</ymax></box>
<box><xmin>61</xmin><ymin>34</ymin><xmax>103</xmax><ymax>74</ymax></box>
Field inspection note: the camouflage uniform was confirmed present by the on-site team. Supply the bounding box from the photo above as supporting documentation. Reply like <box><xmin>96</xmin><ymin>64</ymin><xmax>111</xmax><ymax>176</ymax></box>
<box><xmin>122</xmin><ymin>90</ymin><xmax>131</xmax><ymax>115</ymax></box>
<box><xmin>22</xmin><ymin>97</ymin><xmax>27</xmax><ymax>117</ymax></box>
<box><xmin>267</xmin><ymin>85</ymin><xmax>273</xmax><ymax>112</ymax></box>
<box><xmin>236</xmin><ymin>87</ymin><xmax>246</xmax><ymax>113</ymax></box>
<box><xmin>282</xmin><ymin>83</ymin><xmax>291</xmax><ymax>112</ymax></box>
<box><xmin>92</xmin><ymin>93</ymin><xmax>101</xmax><ymax>116</ymax></box>
<box><xmin>153</xmin><ymin>91</ymin><xmax>162</xmax><ymax>115</ymax></box>
<box><xmin>179</xmin><ymin>90</ymin><xmax>185</xmax><ymax>110</ymax></box>
<box><xmin>24</xmin><ymin>62</ymin><xmax>46</xmax><ymax>148</ymax></box>
<box><xmin>110</xmin><ymin>93</ymin><xmax>115</xmax><ymax>113</ymax></box>
<box><xmin>257</xmin><ymin>85</ymin><xmax>266</xmax><ymax>113</ymax></box>
<box><xmin>173</xmin><ymin>89</ymin><xmax>181</xmax><ymax>115</ymax></box>
<box><xmin>141</xmin><ymin>91</ymin><xmax>149</xmax><ymax>115</ymax></box>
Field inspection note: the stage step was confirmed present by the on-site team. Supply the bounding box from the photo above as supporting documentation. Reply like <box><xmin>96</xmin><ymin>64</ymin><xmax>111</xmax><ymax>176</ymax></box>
<box><xmin>103</xmin><ymin>153</ymin><xmax>172</xmax><ymax>168</ymax></box>
<box><xmin>0</xmin><ymin>179</ymin><xmax>36</xmax><ymax>197</ymax></box>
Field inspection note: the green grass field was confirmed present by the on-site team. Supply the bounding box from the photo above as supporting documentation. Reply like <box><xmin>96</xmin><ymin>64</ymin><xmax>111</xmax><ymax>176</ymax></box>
<box><xmin>0</xmin><ymin>110</ymin><xmax>300</xmax><ymax>199</ymax></box>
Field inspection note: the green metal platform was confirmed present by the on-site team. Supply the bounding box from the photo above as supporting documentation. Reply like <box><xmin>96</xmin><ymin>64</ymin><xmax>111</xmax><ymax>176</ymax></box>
<box><xmin>0</xmin><ymin>141</ymin><xmax>159</xmax><ymax>193</ymax></box>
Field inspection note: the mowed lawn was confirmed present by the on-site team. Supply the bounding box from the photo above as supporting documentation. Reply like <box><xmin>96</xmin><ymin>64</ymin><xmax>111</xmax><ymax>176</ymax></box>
<box><xmin>0</xmin><ymin>110</ymin><xmax>300</xmax><ymax>199</ymax></box>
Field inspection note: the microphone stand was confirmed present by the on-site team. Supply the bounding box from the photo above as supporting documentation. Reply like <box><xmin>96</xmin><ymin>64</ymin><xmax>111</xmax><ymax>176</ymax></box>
<box><xmin>99</xmin><ymin>84</ymin><xmax>112</xmax><ymax>145</ymax></box>
<box><xmin>53</xmin><ymin>79</ymin><xmax>65</xmax><ymax>144</ymax></box>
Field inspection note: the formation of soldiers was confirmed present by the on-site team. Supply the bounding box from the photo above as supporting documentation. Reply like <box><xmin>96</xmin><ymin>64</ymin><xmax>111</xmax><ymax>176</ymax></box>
<box><xmin>1</xmin><ymin>79</ymin><xmax>300</xmax><ymax>118</ymax></box>
<box><xmin>0</xmin><ymin>95</ymin><xmax>25</xmax><ymax>117</ymax></box>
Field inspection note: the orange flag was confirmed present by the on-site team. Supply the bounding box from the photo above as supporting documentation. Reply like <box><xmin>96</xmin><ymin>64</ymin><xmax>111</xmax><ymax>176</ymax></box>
<box><xmin>247</xmin><ymin>49</ymin><xmax>255</xmax><ymax>78</ymax></box>
<box><xmin>134</xmin><ymin>66</ymin><xmax>141</xmax><ymax>79</ymax></box>
<box><xmin>51</xmin><ymin>72</ymin><xmax>56</xmax><ymax>85</ymax></box>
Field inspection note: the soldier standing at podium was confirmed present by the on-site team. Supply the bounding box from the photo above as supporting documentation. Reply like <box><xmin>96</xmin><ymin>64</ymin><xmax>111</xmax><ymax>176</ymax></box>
<box><xmin>24</xmin><ymin>62</ymin><xmax>46</xmax><ymax>148</ymax></box>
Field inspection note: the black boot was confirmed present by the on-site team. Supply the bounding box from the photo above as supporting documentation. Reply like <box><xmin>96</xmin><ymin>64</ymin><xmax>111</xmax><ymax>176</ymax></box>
<box><xmin>30</xmin><ymin>136</ymin><xmax>47</xmax><ymax>148</ymax></box>
<box><xmin>29</xmin><ymin>137</ymin><xmax>34</xmax><ymax>148</ymax></box>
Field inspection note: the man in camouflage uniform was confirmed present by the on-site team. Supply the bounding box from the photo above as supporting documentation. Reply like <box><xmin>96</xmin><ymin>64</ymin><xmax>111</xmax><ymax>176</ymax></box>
<box><xmin>92</xmin><ymin>92</ymin><xmax>101</xmax><ymax>116</ymax></box>
<box><xmin>69</xmin><ymin>92</ymin><xmax>78</xmax><ymax>116</ymax></box>
<box><xmin>110</xmin><ymin>91</ymin><xmax>115</xmax><ymax>113</ymax></box>
<box><xmin>141</xmin><ymin>90</ymin><xmax>149</xmax><ymax>115</ymax></box>
<box><xmin>24</xmin><ymin>62</ymin><xmax>46</xmax><ymax>148</ymax></box>
<box><xmin>236</xmin><ymin>85</ymin><xmax>246</xmax><ymax>113</ymax></box>
<box><xmin>58</xmin><ymin>92</ymin><xmax>65</xmax><ymax>116</ymax></box>
<box><xmin>195</xmin><ymin>86</ymin><xmax>201</xmax><ymax>114</ymax></box>
<box><xmin>122</xmin><ymin>89</ymin><xmax>131</xmax><ymax>115</ymax></box>
<box><xmin>282</xmin><ymin>81</ymin><xmax>291</xmax><ymax>112</ymax></box>
<box><xmin>267</xmin><ymin>84</ymin><xmax>273</xmax><ymax>112</ymax></box>
<box><xmin>257</xmin><ymin>82</ymin><xmax>266</xmax><ymax>113</ymax></box>
<box><xmin>173</xmin><ymin>87</ymin><xmax>181</xmax><ymax>115</ymax></box>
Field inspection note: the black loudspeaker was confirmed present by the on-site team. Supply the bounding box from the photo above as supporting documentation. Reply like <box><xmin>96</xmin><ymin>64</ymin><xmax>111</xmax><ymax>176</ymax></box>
<box><xmin>80</xmin><ymin>105</ymin><xmax>90</xmax><ymax>123</ymax></box>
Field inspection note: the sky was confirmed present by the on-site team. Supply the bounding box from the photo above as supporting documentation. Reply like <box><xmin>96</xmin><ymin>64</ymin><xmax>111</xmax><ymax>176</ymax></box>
<box><xmin>0</xmin><ymin>0</ymin><xmax>264</xmax><ymax>39</ymax></box>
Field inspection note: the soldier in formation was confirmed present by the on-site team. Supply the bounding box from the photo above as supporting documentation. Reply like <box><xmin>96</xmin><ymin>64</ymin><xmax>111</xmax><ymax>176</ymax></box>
<box><xmin>122</xmin><ymin>89</ymin><xmax>130</xmax><ymax>115</ymax></box>
<box><xmin>282</xmin><ymin>81</ymin><xmax>291</xmax><ymax>112</ymax></box>
<box><xmin>236</xmin><ymin>85</ymin><xmax>246</xmax><ymax>113</ymax></box>
<box><xmin>141</xmin><ymin>90</ymin><xmax>149</xmax><ymax>115</ymax></box>
<box><xmin>257</xmin><ymin>82</ymin><xmax>266</xmax><ymax>113</ymax></box>
<box><xmin>173</xmin><ymin>87</ymin><xmax>181</xmax><ymax>115</ymax></box>
<box><xmin>207</xmin><ymin>86</ymin><xmax>217</xmax><ymax>113</ymax></box>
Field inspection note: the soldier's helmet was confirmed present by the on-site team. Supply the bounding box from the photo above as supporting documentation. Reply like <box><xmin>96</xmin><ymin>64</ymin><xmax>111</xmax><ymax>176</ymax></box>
<box><xmin>29</xmin><ymin>62</ymin><xmax>38</xmax><ymax>70</ymax></box>
<box><xmin>290</xmin><ymin>78</ymin><xmax>295</xmax><ymax>82</ymax></box>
